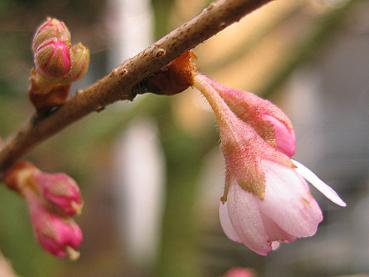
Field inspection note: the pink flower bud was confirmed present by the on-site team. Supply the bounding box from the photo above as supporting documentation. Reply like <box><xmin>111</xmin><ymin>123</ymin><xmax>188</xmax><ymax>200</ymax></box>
<box><xmin>5</xmin><ymin>161</ymin><xmax>83</xmax><ymax>216</ymax></box>
<box><xmin>261</xmin><ymin>114</ymin><xmax>296</xmax><ymax>158</ymax></box>
<box><xmin>33</xmin><ymin>172</ymin><xmax>83</xmax><ymax>216</ymax></box>
<box><xmin>34</xmin><ymin>38</ymin><xmax>71</xmax><ymax>79</ymax></box>
<box><xmin>32</xmin><ymin>17</ymin><xmax>71</xmax><ymax>53</ymax></box>
<box><xmin>199</xmin><ymin>75</ymin><xmax>296</xmax><ymax>157</ymax></box>
<box><xmin>67</xmin><ymin>43</ymin><xmax>90</xmax><ymax>81</ymax></box>
<box><xmin>26</xmin><ymin>192</ymin><xmax>82</xmax><ymax>259</ymax></box>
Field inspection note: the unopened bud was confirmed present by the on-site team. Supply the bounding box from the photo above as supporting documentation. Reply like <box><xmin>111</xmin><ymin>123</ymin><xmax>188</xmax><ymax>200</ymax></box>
<box><xmin>67</xmin><ymin>43</ymin><xmax>90</xmax><ymax>81</ymax></box>
<box><xmin>201</xmin><ymin>75</ymin><xmax>296</xmax><ymax>157</ymax></box>
<box><xmin>26</xmin><ymin>192</ymin><xmax>82</xmax><ymax>259</ymax></box>
<box><xmin>32</xmin><ymin>17</ymin><xmax>71</xmax><ymax>53</ymax></box>
<box><xmin>34</xmin><ymin>38</ymin><xmax>71</xmax><ymax>79</ymax></box>
<box><xmin>5</xmin><ymin>161</ymin><xmax>83</xmax><ymax>216</ymax></box>
<box><xmin>261</xmin><ymin>114</ymin><xmax>296</xmax><ymax>158</ymax></box>
<box><xmin>33</xmin><ymin>172</ymin><xmax>83</xmax><ymax>216</ymax></box>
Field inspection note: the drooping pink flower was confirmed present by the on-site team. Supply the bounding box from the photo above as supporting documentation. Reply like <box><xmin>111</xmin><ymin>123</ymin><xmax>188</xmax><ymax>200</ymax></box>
<box><xmin>24</xmin><ymin>189</ymin><xmax>82</xmax><ymax>259</ymax></box>
<box><xmin>193</xmin><ymin>74</ymin><xmax>346</xmax><ymax>256</ymax></box>
<box><xmin>199</xmin><ymin>75</ymin><xmax>295</xmax><ymax>157</ymax></box>
<box><xmin>33</xmin><ymin>172</ymin><xmax>83</xmax><ymax>216</ymax></box>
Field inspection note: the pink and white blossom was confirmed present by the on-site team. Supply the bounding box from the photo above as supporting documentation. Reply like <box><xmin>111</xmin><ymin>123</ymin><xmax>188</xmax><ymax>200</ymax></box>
<box><xmin>193</xmin><ymin>74</ymin><xmax>346</xmax><ymax>256</ymax></box>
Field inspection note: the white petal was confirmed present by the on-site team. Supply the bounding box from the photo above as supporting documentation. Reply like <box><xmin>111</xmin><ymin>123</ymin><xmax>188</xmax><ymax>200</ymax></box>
<box><xmin>260</xmin><ymin>160</ymin><xmax>323</xmax><ymax>237</ymax></box>
<box><xmin>260</xmin><ymin>213</ymin><xmax>296</xmax><ymax>243</ymax></box>
<box><xmin>227</xmin><ymin>183</ymin><xmax>273</xmax><ymax>256</ymax></box>
<box><xmin>292</xmin><ymin>159</ymin><xmax>346</xmax><ymax>207</ymax></box>
<box><xmin>219</xmin><ymin>202</ymin><xmax>242</xmax><ymax>243</ymax></box>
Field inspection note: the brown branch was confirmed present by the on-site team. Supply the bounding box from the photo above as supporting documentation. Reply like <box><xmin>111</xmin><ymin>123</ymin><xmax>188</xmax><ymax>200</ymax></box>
<box><xmin>0</xmin><ymin>0</ymin><xmax>273</xmax><ymax>172</ymax></box>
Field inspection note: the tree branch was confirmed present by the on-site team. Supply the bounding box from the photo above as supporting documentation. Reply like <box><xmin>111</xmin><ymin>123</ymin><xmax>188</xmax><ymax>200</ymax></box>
<box><xmin>0</xmin><ymin>0</ymin><xmax>273</xmax><ymax>171</ymax></box>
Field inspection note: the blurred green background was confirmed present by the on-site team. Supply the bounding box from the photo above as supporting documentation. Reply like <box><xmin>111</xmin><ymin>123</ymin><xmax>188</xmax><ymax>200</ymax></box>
<box><xmin>0</xmin><ymin>0</ymin><xmax>368</xmax><ymax>276</ymax></box>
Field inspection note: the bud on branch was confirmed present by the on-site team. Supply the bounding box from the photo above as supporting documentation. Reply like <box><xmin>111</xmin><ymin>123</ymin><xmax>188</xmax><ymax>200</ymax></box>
<box><xmin>30</xmin><ymin>17</ymin><xmax>90</xmax><ymax>115</ymax></box>
<box><xmin>34</xmin><ymin>38</ymin><xmax>72</xmax><ymax>79</ymax></box>
<box><xmin>32</xmin><ymin>17</ymin><xmax>71</xmax><ymax>53</ymax></box>
<box><xmin>4</xmin><ymin>161</ymin><xmax>83</xmax><ymax>259</ymax></box>
<box><xmin>67</xmin><ymin>43</ymin><xmax>90</xmax><ymax>82</ymax></box>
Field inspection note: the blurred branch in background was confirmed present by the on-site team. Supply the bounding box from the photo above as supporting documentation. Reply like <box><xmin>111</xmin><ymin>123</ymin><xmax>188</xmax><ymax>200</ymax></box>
<box><xmin>153</xmin><ymin>98</ymin><xmax>217</xmax><ymax>277</ymax></box>
<box><xmin>151</xmin><ymin>0</ymin><xmax>175</xmax><ymax>38</ymax></box>
<box><xmin>202</xmin><ymin>1</ymin><xmax>302</xmax><ymax>74</ymax></box>
<box><xmin>260</xmin><ymin>0</ymin><xmax>356</xmax><ymax>99</ymax></box>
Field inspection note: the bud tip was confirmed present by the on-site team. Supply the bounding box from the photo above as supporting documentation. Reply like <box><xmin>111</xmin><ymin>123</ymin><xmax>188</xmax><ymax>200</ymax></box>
<box><xmin>66</xmin><ymin>246</ymin><xmax>80</xmax><ymax>261</ymax></box>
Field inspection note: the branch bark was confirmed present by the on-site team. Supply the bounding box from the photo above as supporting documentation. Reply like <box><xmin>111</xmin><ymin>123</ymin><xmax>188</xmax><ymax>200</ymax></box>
<box><xmin>0</xmin><ymin>0</ymin><xmax>273</xmax><ymax>171</ymax></box>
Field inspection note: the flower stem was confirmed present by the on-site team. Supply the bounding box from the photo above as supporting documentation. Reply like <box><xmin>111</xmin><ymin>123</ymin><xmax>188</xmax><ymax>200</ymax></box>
<box><xmin>193</xmin><ymin>74</ymin><xmax>253</xmax><ymax>145</ymax></box>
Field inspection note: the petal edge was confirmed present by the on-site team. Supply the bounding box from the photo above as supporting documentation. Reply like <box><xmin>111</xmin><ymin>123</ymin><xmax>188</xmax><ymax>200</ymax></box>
<box><xmin>292</xmin><ymin>160</ymin><xmax>346</xmax><ymax>207</ymax></box>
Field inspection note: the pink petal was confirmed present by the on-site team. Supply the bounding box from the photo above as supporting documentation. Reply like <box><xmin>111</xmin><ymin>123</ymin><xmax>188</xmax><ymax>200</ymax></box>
<box><xmin>260</xmin><ymin>160</ymin><xmax>323</xmax><ymax>237</ymax></box>
<box><xmin>260</xmin><ymin>213</ymin><xmax>296</xmax><ymax>244</ymax></box>
<box><xmin>292</xmin><ymin>160</ymin><xmax>347</xmax><ymax>207</ymax></box>
<box><xmin>227</xmin><ymin>183</ymin><xmax>273</xmax><ymax>256</ymax></box>
<box><xmin>222</xmin><ymin>185</ymin><xmax>298</xmax><ymax>255</ymax></box>
<box><xmin>263</xmin><ymin>114</ymin><xmax>296</xmax><ymax>157</ymax></box>
<box><xmin>219</xmin><ymin>201</ymin><xmax>242</xmax><ymax>243</ymax></box>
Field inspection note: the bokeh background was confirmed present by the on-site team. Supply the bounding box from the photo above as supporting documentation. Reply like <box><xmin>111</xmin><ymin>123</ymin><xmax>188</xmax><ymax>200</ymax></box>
<box><xmin>0</xmin><ymin>0</ymin><xmax>368</xmax><ymax>276</ymax></box>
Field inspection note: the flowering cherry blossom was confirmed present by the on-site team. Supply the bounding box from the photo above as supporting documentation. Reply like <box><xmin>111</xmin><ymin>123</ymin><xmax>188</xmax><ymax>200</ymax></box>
<box><xmin>193</xmin><ymin>74</ymin><xmax>346</xmax><ymax>255</ymax></box>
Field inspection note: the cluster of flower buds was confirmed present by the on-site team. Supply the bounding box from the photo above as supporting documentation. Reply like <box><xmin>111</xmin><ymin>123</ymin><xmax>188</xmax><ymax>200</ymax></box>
<box><xmin>30</xmin><ymin>17</ymin><xmax>90</xmax><ymax>114</ymax></box>
<box><xmin>4</xmin><ymin>161</ymin><xmax>83</xmax><ymax>260</ymax></box>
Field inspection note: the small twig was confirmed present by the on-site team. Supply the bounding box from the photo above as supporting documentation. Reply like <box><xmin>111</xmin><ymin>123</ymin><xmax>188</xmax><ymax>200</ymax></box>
<box><xmin>0</xmin><ymin>0</ymin><xmax>273</xmax><ymax>172</ymax></box>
